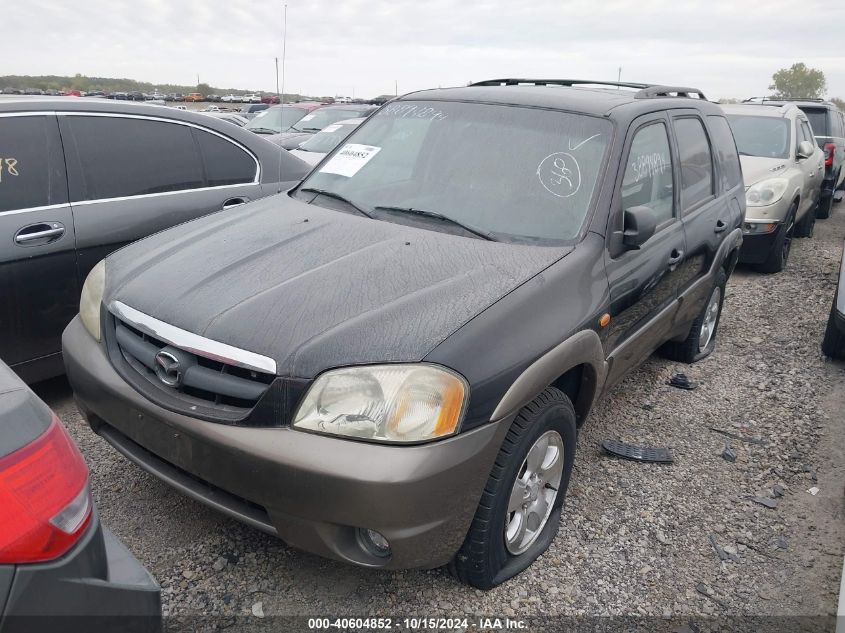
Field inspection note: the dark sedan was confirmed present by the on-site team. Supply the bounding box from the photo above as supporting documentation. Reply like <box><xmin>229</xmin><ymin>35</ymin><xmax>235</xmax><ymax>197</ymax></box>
<box><xmin>0</xmin><ymin>359</ymin><xmax>160</xmax><ymax>631</ymax></box>
<box><xmin>0</xmin><ymin>99</ymin><xmax>310</xmax><ymax>383</ymax></box>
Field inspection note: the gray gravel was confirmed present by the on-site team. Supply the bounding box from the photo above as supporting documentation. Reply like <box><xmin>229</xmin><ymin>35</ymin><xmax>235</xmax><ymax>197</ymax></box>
<box><xmin>36</xmin><ymin>204</ymin><xmax>845</xmax><ymax>624</ymax></box>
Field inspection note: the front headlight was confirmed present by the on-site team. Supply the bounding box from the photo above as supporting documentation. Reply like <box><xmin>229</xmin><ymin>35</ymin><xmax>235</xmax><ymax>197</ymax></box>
<box><xmin>79</xmin><ymin>260</ymin><xmax>106</xmax><ymax>341</ymax></box>
<box><xmin>292</xmin><ymin>364</ymin><xmax>468</xmax><ymax>443</ymax></box>
<box><xmin>746</xmin><ymin>178</ymin><xmax>788</xmax><ymax>207</ymax></box>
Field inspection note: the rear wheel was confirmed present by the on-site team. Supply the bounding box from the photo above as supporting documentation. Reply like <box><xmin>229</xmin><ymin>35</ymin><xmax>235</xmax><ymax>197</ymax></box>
<box><xmin>448</xmin><ymin>388</ymin><xmax>577</xmax><ymax>589</ymax></box>
<box><xmin>816</xmin><ymin>191</ymin><xmax>834</xmax><ymax>219</ymax></box>
<box><xmin>661</xmin><ymin>269</ymin><xmax>727</xmax><ymax>363</ymax></box>
<box><xmin>795</xmin><ymin>204</ymin><xmax>816</xmax><ymax>238</ymax></box>
<box><xmin>757</xmin><ymin>205</ymin><xmax>796</xmax><ymax>273</ymax></box>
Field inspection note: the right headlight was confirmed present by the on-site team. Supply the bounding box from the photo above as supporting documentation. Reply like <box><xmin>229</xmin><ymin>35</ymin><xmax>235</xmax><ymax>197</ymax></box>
<box><xmin>745</xmin><ymin>178</ymin><xmax>788</xmax><ymax>207</ymax></box>
<box><xmin>79</xmin><ymin>260</ymin><xmax>106</xmax><ymax>341</ymax></box>
<box><xmin>292</xmin><ymin>364</ymin><xmax>468</xmax><ymax>444</ymax></box>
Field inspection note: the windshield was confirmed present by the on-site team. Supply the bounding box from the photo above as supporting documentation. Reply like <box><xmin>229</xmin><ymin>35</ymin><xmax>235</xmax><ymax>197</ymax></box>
<box><xmin>297</xmin><ymin>100</ymin><xmax>611</xmax><ymax>243</ymax></box>
<box><xmin>245</xmin><ymin>106</ymin><xmax>308</xmax><ymax>133</ymax></box>
<box><xmin>298</xmin><ymin>121</ymin><xmax>359</xmax><ymax>153</ymax></box>
<box><xmin>294</xmin><ymin>107</ymin><xmax>372</xmax><ymax>132</ymax></box>
<box><xmin>726</xmin><ymin>115</ymin><xmax>790</xmax><ymax>159</ymax></box>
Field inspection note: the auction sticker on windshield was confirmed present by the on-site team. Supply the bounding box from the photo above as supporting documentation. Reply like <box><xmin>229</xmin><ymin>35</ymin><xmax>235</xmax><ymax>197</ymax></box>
<box><xmin>320</xmin><ymin>144</ymin><xmax>381</xmax><ymax>177</ymax></box>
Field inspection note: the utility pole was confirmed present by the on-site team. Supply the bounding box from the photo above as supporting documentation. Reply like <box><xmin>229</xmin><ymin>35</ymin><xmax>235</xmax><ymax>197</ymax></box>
<box><xmin>281</xmin><ymin>3</ymin><xmax>287</xmax><ymax>104</ymax></box>
<box><xmin>617</xmin><ymin>67</ymin><xmax>621</xmax><ymax>87</ymax></box>
<box><xmin>197</xmin><ymin>74</ymin><xmax>200</xmax><ymax>87</ymax></box>
<box><xmin>395</xmin><ymin>79</ymin><xmax>398</xmax><ymax>96</ymax></box>
<box><xmin>275</xmin><ymin>57</ymin><xmax>280</xmax><ymax>97</ymax></box>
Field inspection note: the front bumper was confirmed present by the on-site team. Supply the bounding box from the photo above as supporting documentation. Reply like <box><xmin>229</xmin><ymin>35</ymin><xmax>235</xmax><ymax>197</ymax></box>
<box><xmin>62</xmin><ymin>316</ymin><xmax>510</xmax><ymax>570</ymax></box>
<box><xmin>738</xmin><ymin>222</ymin><xmax>782</xmax><ymax>265</ymax></box>
<box><xmin>0</xmin><ymin>512</ymin><xmax>160</xmax><ymax>632</ymax></box>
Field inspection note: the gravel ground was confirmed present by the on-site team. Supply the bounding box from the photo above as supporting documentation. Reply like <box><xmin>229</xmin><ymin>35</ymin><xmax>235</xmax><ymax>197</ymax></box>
<box><xmin>36</xmin><ymin>203</ymin><xmax>845</xmax><ymax>629</ymax></box>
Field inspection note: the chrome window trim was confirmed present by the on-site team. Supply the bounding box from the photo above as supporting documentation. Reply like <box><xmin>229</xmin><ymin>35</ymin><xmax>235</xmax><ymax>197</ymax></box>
<box><xmin>0</xmin><ymin>202</ymin><xmax>71</xmax><ymax>217</ymax></box>
<box><xmin>70</xmin><ymin>182</ymin><xmax>255</xmax><ymax>207</ymax></box>
<box><xmin>110</xmin><ymin>301</ymin><xmax>277</xmax><ymax>375</ymax></box>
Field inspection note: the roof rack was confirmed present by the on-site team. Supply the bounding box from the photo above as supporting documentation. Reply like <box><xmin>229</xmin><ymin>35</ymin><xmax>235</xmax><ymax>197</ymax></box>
<box><xmin>468</xmin><ymin>79</ymin><xmax>707</xmax><ymax>100</ymax></box>
<box><xmin>469</xmin><ymin>78</ymin><xmax>650</xmax><ymax>89</ymax></box>
<box><xmin>743</xmin><ymin>97</ymin><xmax>826</xmax><ymax>104</ymax></box>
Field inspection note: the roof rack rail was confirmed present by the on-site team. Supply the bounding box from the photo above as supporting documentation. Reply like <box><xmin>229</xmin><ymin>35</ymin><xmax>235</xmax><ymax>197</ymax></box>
<box><xmin>469</xmin><ymin>78</ymin><xmax>650</xmax><ymax>90</ymax></box>
<box><xmin>634</xmin><ymin>86</ymin><xmax>707</xmax><ymax>100</ymax></box>
<box><xmin>743</xmin><ymin>96</ymin><xmax>826</xmax><ymax>103</ymax></box>
<box><xmin>468</xmin><ymin>79</ymin><xmax>707</xmax><ymax>100</ymax></box>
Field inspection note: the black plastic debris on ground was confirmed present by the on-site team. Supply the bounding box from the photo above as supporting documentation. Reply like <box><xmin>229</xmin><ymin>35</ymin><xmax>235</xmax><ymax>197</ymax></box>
<box><xmin>601</xmin><ymin>439</ymin><xmax>674</xmax><ymax>463</ymax></box>
<box><xmin>721</xmin><ymin>444</ymin><xmax>737</xmax><ymax>462</ymax></box>
<box><xmin>668</xmin><ymin>373</ymin><xmax>696</xmax><ymax>390</ymax></box>
<box><xmin>709</xmin><ymin>534</ymin><xmax>740</xmax><ymax>562</ymax></box>
<box><xmin>748</xmin><ymin>496</ymin><xmax>779</xmax><ymax>509</ymax></box>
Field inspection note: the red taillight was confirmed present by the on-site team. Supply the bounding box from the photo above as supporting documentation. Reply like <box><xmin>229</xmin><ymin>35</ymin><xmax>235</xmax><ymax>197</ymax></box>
<box><xmin>0</xmin><ymin>416</ymin><xmax>92</xmax><ymax>563</ymax></box>
<box><xmin>824</xmin><ymin>143</ymin><xmax>835</xmax><ymax>167</ymax></box>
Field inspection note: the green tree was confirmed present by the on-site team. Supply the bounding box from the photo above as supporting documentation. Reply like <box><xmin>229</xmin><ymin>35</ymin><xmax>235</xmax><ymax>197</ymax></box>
<box><xmin>830</xmin><ymin>97</ymin><xmax>845</xmax><ymax>111</ymax></box>
<box><xmin>197</xmin><ymin>82</ymin><xmax>212</xmax><ymax>95</ymax></box>
<box><xmin>769</xmin><ymin>63</ymin><xmax>827</xmax><ymax>99</ymax></box>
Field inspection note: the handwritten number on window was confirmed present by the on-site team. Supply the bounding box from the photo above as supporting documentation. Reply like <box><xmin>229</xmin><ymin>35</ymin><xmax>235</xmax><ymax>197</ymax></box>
<box><xmin>0</xmin><ymin>158</ymin><xmax>19</xmax><ymax>183</ymax></box>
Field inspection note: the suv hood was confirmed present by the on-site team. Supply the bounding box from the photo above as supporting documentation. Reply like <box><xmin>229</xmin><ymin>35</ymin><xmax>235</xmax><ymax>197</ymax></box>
<box><xmin>104</xmin><ymin>195</ymin><xmax>570</xmax><ymax>377</ymax></box>
<box><xmin>740</xmin><ymin>155</ymin><xmax>790</xmax><ymax>186</ymax></box>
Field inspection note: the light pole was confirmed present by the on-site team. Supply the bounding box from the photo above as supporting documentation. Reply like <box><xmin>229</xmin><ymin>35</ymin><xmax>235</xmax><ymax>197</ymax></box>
<box><xmin>275</xmin><ymin>57</ymin><xmax>279</xmax><ymax>98</ymax></box>
<box><xmin>281</xmin><ymin>3</ymin><xmax>287</xmax><ymax>104</ymax></box>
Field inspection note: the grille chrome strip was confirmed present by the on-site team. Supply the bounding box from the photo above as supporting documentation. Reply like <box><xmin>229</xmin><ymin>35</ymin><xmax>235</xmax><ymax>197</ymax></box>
<box><xmin>109</xmin><ymin>301</ymin><xmax>277</xmax><ymax>375</ymax></box>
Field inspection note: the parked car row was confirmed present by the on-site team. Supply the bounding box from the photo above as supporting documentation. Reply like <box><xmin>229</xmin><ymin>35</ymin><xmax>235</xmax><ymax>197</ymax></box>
<box><xmin>2</xmin><ymin>80</ymin><xmax>844</xmax><ymax>622</ymax></box>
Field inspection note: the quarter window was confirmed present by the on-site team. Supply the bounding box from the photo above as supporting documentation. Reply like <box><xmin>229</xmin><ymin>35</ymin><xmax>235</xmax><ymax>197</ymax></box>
<box><xmin>674</xmin><ymin>117</ymin><xmax>714</xmax><ymax>211</ymax></box>
<box><xmin>0</xmin><ymin>116</ymin><xmax>67</xmax><ymax>213</ymax></box>
<box><xmin>706</xmin><ymin>115</ymin><xmax>742</xmax><ymax>190</ymax></box>
<box><xmin>66</xmin><ymin>116</ymin><xmax>204</xmax><ymax>201</ymax></box>
<box><xmin>621</xmin><ymin>122</ymin><xmax>674</xmax><ymax>225</ymax></box>
<box><xmin>193</xmin><ymin>129</ymin><xmax>256</xmax><ymax>187</ymax></box>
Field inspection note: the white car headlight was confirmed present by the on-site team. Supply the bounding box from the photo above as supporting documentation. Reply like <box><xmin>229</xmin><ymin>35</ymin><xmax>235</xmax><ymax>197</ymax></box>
<box><xmin>746</xmin><ymin>178</ymin><xmax>788</xmax><ymax>207</ymax></box>
<box><xmin>79</xmin><ymin>260</ymin><xmax>106</xmax><ymax>341</ymax></box>
<box><xmin>293</xmin><ymin>364</ymin><xmax>468</xmax><ymax>443</ymax></box>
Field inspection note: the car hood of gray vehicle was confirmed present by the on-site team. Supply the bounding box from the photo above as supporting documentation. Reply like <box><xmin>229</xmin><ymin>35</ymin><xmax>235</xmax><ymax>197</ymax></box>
<box><xmin>739</xmin><ymin>155</ymin><xmax>791</xmax><ymax>186</ymax></box>
<box><xmin>104</xmin><ymin>195</ymin><xmax>571</xmax><ymax>377</ymax></box>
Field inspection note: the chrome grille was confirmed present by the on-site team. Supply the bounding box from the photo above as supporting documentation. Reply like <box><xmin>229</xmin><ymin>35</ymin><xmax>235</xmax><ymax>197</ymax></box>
<box><xmin>109</xmin><ymin>302</ymin><xmax>275</xmax><ymax>411</ymax></box>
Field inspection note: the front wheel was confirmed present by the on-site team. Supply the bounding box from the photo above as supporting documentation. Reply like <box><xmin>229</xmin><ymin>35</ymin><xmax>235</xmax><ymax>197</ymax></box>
<box><xmin>757</xmin><ymin>205</ymin><xmax>796</xmax><ymax>273</ymax></box>
<box><xmin>821</xmin><ymin>301</ymin><xmax>845</xmax><ymax>359</ymax></box>
<box><xmin>448</xmin><ymin>388</ymin><xmax>577</xmax><ymax>589</ymax></box>
<box><xmin>795</xmin><ymin>204</ymin><xmax>816</xmax><ymax>238</ymax></box>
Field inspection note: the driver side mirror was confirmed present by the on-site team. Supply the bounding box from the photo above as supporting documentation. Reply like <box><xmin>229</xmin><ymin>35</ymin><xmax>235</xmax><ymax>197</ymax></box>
<box><xmin>623</xmin><ymin>206</ymin><xmax>657</xmax><ymax>249</ymax></box>
<box><xmin>797</xmin><ymin>140</ymin><xmax>815</xmax><ymax>160</ymax></box>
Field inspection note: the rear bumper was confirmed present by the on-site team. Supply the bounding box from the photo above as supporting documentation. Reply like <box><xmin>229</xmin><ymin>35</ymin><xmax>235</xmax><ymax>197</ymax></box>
<box><xmin>0</xmin><ymin>513</ymin><xmax>160</xmax><ymax>632</ymax></box>
<box><xmin>62</xmin><ymin>316</ymin><xmax>509</xmax><ymax>570</ymax></box>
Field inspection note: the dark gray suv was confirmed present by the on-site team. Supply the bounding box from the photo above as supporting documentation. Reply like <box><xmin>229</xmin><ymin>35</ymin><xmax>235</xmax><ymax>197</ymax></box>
<box><xmin>0</xmin><ymin>99</ymin><xmax>309</xmax><ymax>383</ymax></box>
<box><xmin>63</xmin><ymin>80</ymin><xmax>744</xmax><ymax>589</ymax></box>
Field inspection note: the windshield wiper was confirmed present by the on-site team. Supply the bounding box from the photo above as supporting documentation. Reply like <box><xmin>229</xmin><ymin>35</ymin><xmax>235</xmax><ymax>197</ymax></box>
<box><xmin>301</xmin><ymin>127</ymin><xmax>322</xmax><ymax>132</ymax></box>
<box><xmin>248</xmin><ymin>127</ymin><xmax>278</xmax><ymax>135</ymax></box>
<box><xmin>373</xmin><ymin>206</ymin><xmax>495</xmax><ymax>241</ymax></box>
<box><xmin>300</xmin><ymin>188</ymin><xmax>374</xmax><ymax>218</ymax></box>
<box><xmin>738</xmin><ymin>151</ymin><xmax>755</xmax><ymax>156</ymax></box>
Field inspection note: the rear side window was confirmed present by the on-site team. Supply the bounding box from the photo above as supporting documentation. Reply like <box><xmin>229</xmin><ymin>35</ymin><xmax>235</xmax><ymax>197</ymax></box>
<box><xmin>0</xmin><ymin>115</ymin><xmax>67</xmax><ymax>212</ymax></box>
<box><xmin>621</xmin><ymin>122</ymin><xmax>674</xmax><ymax>225</ymax></box>
<box><xmin>674</xmin><ymin>117</ymin><xmax>714</xmax><ymax>211</ymax></box>
<box><xmin>66</xmin><ymin>116</ymin><xmax>204</xmax><ymax>201</ymax></box>
<box><xmin>192</xmin><ymin>129</ymin><xmax>257</xmax><ymax>187</ymax></box>
<box><xmin>802</xmin><ymin>108</ymin><xmax>828</xmax><ymax>139</ymax></box>
<box><xmin>800</xmin><ymin>120</ymin><xmax>815</xmax><ymax>145</ymax></box>
<box><xmin>706</xmin><ymin>115</ymin><xmax>742</xmax><ymax>190</ymax></box>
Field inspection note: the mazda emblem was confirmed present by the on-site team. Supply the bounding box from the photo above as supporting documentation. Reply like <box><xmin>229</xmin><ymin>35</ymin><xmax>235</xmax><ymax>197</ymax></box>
<box><xmin>154</xmin><ymin>350</ymin><xmax>183</xmax><ymax>387</ymax></box>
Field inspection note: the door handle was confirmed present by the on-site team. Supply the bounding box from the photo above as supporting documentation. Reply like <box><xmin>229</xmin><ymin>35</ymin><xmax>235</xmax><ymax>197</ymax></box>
<box><xmin>714</xmin><ymin>219</ymin><xmax>727</xmax><ymax>233</ymax></box>
<box><xmin>14</xmin><ymin>223</ymin><xmax>65</xmax><ymax>245</ymax></box>
<box><xmin>667</xmin><ymin>249</ymin><xmax>684</xmax><ymax>268</ymax></box>
<box><xmin>222</xmin><ymin>197</ymin><xmax>247</xmax><ymax>210</ymax></box>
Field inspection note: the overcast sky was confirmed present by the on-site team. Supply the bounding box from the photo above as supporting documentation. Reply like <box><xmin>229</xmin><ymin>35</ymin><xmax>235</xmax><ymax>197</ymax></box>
<box><xmin>6</xmin><ymin>0</ymin><xmax>845</xmax><ymax>99</ymax></box>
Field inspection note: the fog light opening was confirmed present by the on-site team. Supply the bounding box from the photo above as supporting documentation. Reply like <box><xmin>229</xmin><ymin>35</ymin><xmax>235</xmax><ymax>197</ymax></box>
<box><xmin>357</xmin><ymin>528</ymin><xmax>391</xmax><ymax>558</ymax></box>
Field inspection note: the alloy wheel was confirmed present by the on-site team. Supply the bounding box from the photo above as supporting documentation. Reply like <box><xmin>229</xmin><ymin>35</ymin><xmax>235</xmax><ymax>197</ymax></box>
<box><xmin>505</xmin><ymin>430</ymin><xmax>564</xmax><ymax>555</ymax></box>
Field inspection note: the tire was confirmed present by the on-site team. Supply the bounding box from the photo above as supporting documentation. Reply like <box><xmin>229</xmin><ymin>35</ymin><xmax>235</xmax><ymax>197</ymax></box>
<box><xmin>661</xmin><ymin>269</ymin><xmax>727</xmax><ymax>363</ymax></box>
<box><xmin>816</xmin><ymin>191</ymin><xmax>833</xmax><ymax>219</ymax></box>
<box><xmin>448</xmin><ymin>388</ymin><xmax>577</xmax><ymax>589</ymax></box>
<box><xmin>756</xmin><ymin>204</ymin><xmax>796</xmax><ymax>273</ymax></box>
<box><xmin>795</xmin><ymin>203</ymin><xmax>816</xmax><ymax>238</ymax></box>
<box><xmin>821</xmin><ymin>301</ymin><xmax>845</xmax><ymax>359</ymax></box>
